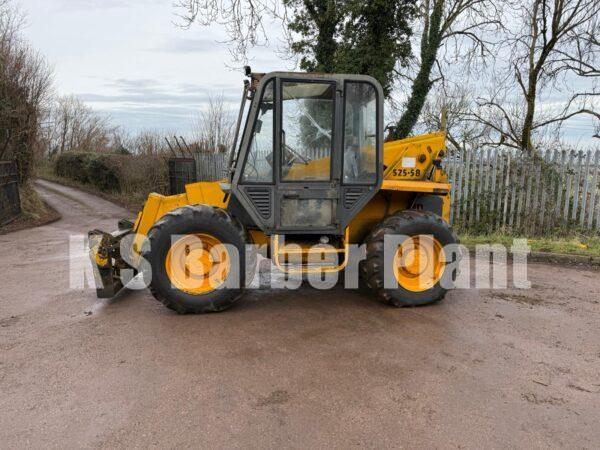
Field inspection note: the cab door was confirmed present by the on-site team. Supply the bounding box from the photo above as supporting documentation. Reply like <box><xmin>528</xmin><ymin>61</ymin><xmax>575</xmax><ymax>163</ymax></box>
<box><xmin>274</xmin><ymin>77</ymin><xmax>341</xmax><ymax>234</ymax></box>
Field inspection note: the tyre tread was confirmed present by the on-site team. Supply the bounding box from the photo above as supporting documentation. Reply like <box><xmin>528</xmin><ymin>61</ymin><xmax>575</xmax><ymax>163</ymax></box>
<box><xmin>142</xmin><ymin>204</ymin><xmax>251</xmax><ymax>314</ymax></box>
<box><xmin>361</xmin><ymin>210</ymin><xmax>458</xmax><ymax>307</ymax></box>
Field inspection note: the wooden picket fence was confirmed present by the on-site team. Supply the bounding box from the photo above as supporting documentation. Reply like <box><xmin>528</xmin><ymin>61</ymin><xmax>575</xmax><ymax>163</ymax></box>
<box><xmin>191</xmin><ymin>147</ymin><xmax>600</xmax><ymax>236</ymax></box>
<box><xmin>444</xmin><ymin>148</ymin><xmax>600</xmax><ymax>236</ymax></box>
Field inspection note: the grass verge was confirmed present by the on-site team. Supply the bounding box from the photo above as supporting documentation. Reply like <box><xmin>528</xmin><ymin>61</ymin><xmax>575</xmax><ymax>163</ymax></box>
<box><xmin>0</xmin><ymin>184</ymin><xmax>61</xmax><ymax>235</ymax></box>
<box><xmin>459</xmin><ymin>233</ymin><xmax>600</xmax><ymax>258</ymax></box>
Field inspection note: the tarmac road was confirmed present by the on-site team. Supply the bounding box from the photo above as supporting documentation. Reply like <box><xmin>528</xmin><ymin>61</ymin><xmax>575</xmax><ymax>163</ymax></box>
<box><xmin>1</xmin><ymin>179</ymin><xmax>599</xmax><ymax>448</ymax></box>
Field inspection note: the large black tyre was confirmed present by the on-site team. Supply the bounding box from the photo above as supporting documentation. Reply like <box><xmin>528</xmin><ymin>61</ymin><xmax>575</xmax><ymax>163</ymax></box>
<box><xmin>142</xmin><ymin>205</ymin><xmax>254</xmax><ymax>314</ymax></box>
<box><xmin>361</xmin><ymin>210</ymin><xmax>459</xmax><ymax>307</ymax></box>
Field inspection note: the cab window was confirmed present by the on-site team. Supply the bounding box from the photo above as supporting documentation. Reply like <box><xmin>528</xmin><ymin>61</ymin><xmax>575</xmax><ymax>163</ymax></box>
<box><xmin>280</xmin><ymin>81</ymin><xmax>334</xmax><ymax>182</ymax></box>
<box><xmin>343</xmin><ymin>82</ymin><xmax>377</xmax><ymax>184</ymax></box>
<box><xmin>242</xmin><ymin>80</ymin><xmax>274</xmax><ymax>182</ymax></box>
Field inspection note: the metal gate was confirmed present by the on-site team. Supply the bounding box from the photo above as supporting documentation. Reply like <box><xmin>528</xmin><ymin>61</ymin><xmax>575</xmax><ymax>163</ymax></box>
<box><xmin>0</xmin><ymin>161</ymin><xmax>20</xmax><ymax>225</ymax></box>
<box><xmin>168</xmin><ymin>158</ymin><xmax>197</xmax><ymax>195</ymax></box>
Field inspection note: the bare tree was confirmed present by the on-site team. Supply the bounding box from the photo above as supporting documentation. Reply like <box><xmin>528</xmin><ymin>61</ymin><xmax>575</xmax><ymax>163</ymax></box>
<box><xmin>175</xmin><ymin>0</ymin><xmax>279</xmax><ymax>62</ymax></box>
<box><xmin>121</xmin><ymin>129</ymin><xmax>171</xmax><ymax>155</ymax></box>
<box><xmin>44</xmin><ymin>96</ymin><xmax>116</xmax><ymax>156</ymax></box>
<box><xmin>176</xmin><ymin>1</ymin><xmax>416</xmax><ymax>98</ymax></box>
<box><xmin>192</xmin><ymin>93</ymin><xmax>236</xmax><ymax>153</ymax></box>
<box><xmin>473</xmin><ymin>0</ymin><xmax>600</xmax><ymax>153</ymax></box>
<box><xmin>418</xmin><ymin>83</ymin><xmax>491</xmax><ymax>151</ymax></box>
<box><xmin>389</xmin><ymin>0</ymin><xmax>504</xmax><ymax>139</ymax></box>
<box><xmin>0</xmin><ymin>0</ymin><xmax>53</xmax><ymax>183</ymax></box>
<box><xmin>176</xmin><ymin>0</ymin><xmax>347</xmax><ymax>73</ymax></box>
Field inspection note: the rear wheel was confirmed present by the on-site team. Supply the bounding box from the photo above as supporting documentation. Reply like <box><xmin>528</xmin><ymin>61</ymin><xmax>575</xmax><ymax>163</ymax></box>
<box><xmin>143</xmin><ymin>205</ymin><xmax>253</xmax><ymax>314</ymax></box>
<box><xmin>361</xmin><ymin>210</ymin><xmax>458</xmax><ymax>307</ymax></box>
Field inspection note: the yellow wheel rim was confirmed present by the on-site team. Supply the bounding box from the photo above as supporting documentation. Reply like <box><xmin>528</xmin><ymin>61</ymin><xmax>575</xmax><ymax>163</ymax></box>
<box><xmin>165</xmin><ymin>233</ymin><xmax>230</xmax><ymax>295</ymax></box>
<box><xmin>393</xmin><ymin>235</ymin><xmax>445</xmax><ymax>292</ymax></box>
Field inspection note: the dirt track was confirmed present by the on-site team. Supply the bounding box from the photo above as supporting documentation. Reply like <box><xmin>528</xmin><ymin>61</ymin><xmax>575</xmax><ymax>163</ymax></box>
<box><xmin>1</xmin><ymin>180</ymin><xmax>599</xmax><ymax>448</ymax></box>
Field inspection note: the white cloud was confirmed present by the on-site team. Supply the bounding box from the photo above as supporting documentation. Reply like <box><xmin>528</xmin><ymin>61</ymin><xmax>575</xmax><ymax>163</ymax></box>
<box><xmin>17</xmin><ymin>0</ymin><xmax>284</xmax><ymax>134</ymax></box>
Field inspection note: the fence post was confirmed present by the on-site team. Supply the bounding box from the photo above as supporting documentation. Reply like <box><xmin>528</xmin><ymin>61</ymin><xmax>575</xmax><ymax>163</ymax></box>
<box><xmin>531</xmin><ymin>162</ymin><xmax>542</xmax><ymax>234</ymax></box>
<box><xmin>489</xmin><ymin>149</ymin><xmax>499</xmax><ymax>230</ymax></box>
<box><xmin>563</xmin><ymin>150</ymin><xmax>575</xmax><ymax>223</ymax></box>
<box><xmin>555</xmin><ymin>150</ymin><xmax>567</xmax><ymax>219</ymax></box>
<box><xmin>495</xmin><ymin>152</ymin><xmax>506</xmax><ymax>233</ymax></box>
<box><xmin>480</xmin><ymin>148</ymin><xmax>492</xmax><ymax>223</ymax></box>
<box><xmin>449</xmin><ymin>150</ymin><xmax>458</xmax><ymax>225</ymax></box>
<box><xmin>502</xmin><ymin>152</ymin><xmax>511</xmax><ymax>230</ymax></box>
<box><xmin>523</xmin><ymin>156</ymin><xmax>534</xmax><ymax>233</ymax></box>
<box><xmin>571</xmin><ymin>151</ymin><xmax>584</xmax><ymax>221</ymax></box>
<box><xmin>579</xmin><ymin>151</ymin><xmax>592</xmax><ymax>228</ymax></box>
<box><xmin>508</xmin><ymin>150</ymin><xmax>518</xmax><ymax>230</ymax></box>
<box><xmin>538</xmin><ymin>151</ymin><xmax>551</xmax><ymax>230</ymax></box>
<box><xmin>546</xmin><ymin>149</ymin><xmax>559</xmax><ymax>230</ymax></box>
<box><xmin>588</xmin><ymin>150</ymin><xmax>600</xmax><ymax>229</ymax></box>
<box><xmin>469</xmin><ymin>150</ymin><xmax>478</xmax><ymax>226</ymax></box>
<box><xmin>516</xmin><ymin>152</ymin><xmax>527</xmax><ymax>232</ymax></box>
<box><xmin>455</xmin><ymin>148</ymin><xmax>465</xmax><ymax>226</ymax></box>
<box><xmin>462</xmin><ymin>146</ymin><xmax>472</xmax><ymax>227</ymax></box>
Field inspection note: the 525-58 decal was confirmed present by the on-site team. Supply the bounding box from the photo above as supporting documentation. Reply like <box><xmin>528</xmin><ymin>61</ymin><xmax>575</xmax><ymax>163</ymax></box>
<box><xmin>392</xmin><ymin>168</ymin><xmax>421</xmax><ymax>177</ymax></box>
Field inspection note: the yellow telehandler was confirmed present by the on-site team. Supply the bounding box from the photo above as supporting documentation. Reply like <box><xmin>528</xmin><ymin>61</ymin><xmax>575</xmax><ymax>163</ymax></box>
<box><xmin>89</xmin><ymin>69</ymin><xmax>458</xmax><ymax>313</ymax></box>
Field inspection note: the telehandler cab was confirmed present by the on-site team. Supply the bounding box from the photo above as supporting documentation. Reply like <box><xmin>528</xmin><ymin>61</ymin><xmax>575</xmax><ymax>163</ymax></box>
<box><xmin>89</xmin><ymin>69</ymin><xmax>458</xmax><ymax>313</ymax></box>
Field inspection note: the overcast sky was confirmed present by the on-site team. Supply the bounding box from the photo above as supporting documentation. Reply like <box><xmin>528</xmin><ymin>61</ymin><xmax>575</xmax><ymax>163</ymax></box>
<box><xmin>18</xmin><ymin>0</ymin><xmax>284</xmax><ymax>136</ymax></box>
<box><xmin>17</xmin><ymin>0</ymin><xmax>598</xmax><ymax>146</ymax></box>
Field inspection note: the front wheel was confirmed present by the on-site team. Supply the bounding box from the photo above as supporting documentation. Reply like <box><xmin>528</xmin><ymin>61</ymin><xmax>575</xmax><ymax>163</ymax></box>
<box><xmin>361</xmin><ymin>210</ymin><xmax>459</xmax><ymax>307</ymax></box>
<box><xmin>142</xmin><ymin>205</ymin><xmax>253</xmax><ymax>314</ymax></box>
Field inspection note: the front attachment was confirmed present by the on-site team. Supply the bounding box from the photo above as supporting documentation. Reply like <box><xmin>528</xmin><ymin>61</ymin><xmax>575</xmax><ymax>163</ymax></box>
<box><xmin>88</xmin><ymin>228</ymin><xmax>133</xmax><ymax>298</ymax></box>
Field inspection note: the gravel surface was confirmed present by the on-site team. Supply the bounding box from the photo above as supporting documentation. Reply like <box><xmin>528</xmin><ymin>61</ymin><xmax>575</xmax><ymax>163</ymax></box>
<box><xmin>1</xmin><ymin>179</ymin><xmax>599</xmax><ymax>448</ymax></box>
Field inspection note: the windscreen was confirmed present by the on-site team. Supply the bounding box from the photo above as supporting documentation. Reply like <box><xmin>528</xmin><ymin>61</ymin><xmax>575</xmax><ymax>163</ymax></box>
<box><xmin>280</xmin><ymin>81</ymin><xmax>335</xmax><ymax>182</ymax></box>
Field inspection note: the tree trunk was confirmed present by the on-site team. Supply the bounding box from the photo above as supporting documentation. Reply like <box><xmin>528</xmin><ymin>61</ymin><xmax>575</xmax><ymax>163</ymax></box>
<box><xmin>311</xmin><ymin>0</ymin><xmax>338</xmax><ymax>73</ymax></box>
<box><xmin>389</xmin><ymin>0</ymin><xmax>444</xmax><ymax>140</ymax></box>
<box><xmin>390</xmin><ymin>51</ymin><xmax>438</xmax><ymax>139</ymax></box>
<box><xmin>520</xmin><ymin>88</ymin><xmax>536</xmax><ymax>154</ymax></box>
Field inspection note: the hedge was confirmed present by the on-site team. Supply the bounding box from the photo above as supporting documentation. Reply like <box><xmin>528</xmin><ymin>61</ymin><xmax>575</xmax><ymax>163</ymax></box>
<box><xmin>54</xmin><ymin>152</ymin><xmax>168</xmax><ymax>196</ymax></box>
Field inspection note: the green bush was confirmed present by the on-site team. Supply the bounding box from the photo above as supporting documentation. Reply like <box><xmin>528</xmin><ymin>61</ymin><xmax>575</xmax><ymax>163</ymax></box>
<box><xmin>86</xmin><ymin>155</ymin><xmax>121</xmax><ymax>192</ymax></box>
<box><xmin>55</xmin><ymin>153</ymin><xmax>90</xmax><ymax>184</ymax></box>
<box><xmin>54</xmin><ymin>152</ymin><xmax>120</xmax><ymax>192</ymax></box>
<box><xmin>53</xmin><ymin>152</ymin><xmax>168</xmax><ymax>196</ymax></box>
